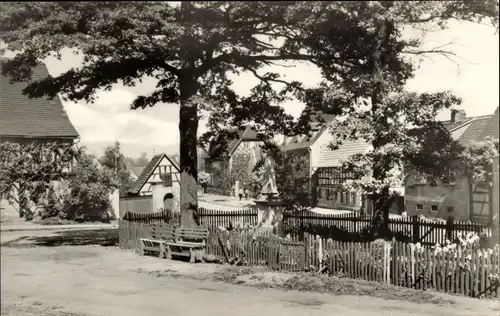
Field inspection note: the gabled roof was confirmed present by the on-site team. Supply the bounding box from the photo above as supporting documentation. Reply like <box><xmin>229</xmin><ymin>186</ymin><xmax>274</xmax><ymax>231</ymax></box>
<box><xmin>0</xmin><ymin>58</ymin><xmax>79</xmax><ymax>138</ymax></box>
<box><xmin>208</xmin><ymin>126</ymin><xmax>260</xmax><ymax>158</ymax></box>
<box><xmin>443</xmin><ymin>114</ymin><xmax>495</xmax><ymax>146</ymax></box>
<box><xmin>128</xmin><ymin>153</ymin><xmax>180</xmax><ymax>195</ymax></box>
<box><xmin>281</xmin><ymin>113</ymin><xmax>336</xmax><ymax>151</ymax></box>
<box><xmin>480</xmin><ymin>106</ymin><xmax>499</xmax><ymax>139</ymax></box>
<box><xmin>227</xmin><ymin>126</ymin><xmax>260</xmax><ymax>156</ymax></box>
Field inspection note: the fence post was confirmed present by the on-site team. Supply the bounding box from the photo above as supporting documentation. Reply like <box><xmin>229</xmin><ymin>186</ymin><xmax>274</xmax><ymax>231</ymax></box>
<box><xmin>446</xmin><ymin>216</ymin><xmax>454</xmax><ymax>242</ymax></box>
<box><xmin>318</xmin><ymin>237</ymin><xmax>323</xmax><ymax>271</ymax></box>
<box><xmin>384</xmin><ymin>242</ymin><xmax>391</xmax><ymax>285</ymax></box>
<box><xmin>304</xmin><ymin>233</ymin><xmax>309</xmax><ymax>267</ymax></box>
<box><xmin>412</xmin><ymin>216</ymin><xmax>420</xmax><ymax>243</ymax></box>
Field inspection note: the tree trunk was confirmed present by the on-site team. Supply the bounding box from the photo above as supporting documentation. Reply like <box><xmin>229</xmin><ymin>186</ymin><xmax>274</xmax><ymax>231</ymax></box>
<box><xmin>178</xmin><ymin>73</ymin><xmax>200</xmax><ymax>228</ymax></box>
<box><xmin>370</xmin><ymin>17</ymin><xmax>394</xmax><ymax>237</ymax></box>
<box><xmin>178</xmin><ymin>1</ymin><xmax>200</xmax><ymax>228</ymax></box>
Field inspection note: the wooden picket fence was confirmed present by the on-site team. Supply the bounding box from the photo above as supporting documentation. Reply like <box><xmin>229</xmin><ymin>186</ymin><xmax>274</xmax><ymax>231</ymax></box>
<box><xmin>122</xmin><ymin>209</ymin><xmax>180</xmax><ymax>224</ymax></box>
<box><xmin>284</xmin><ymin>210</ymin><xmax>491</xmax><ymax>246</ymax></box>
<box><xmin>121</xmin><ymin>207</ymin><xmax>490</xmax><ymax>246</ymax></box>
<box><xmin>118</xmin><ymin>220</ymin><xmax>153</xmax><ymax>250</ymax></box>
<box><xmin>118</xmin><ymin>219</ymin><xmax>500</xmax><ymax>298</ymax></box>
<box><xmin>198</xmin><ymin>208</ymin><xmax>258</xmax><ymax>228</ymax></box>
<box><xmin>205</xmin><ymin>229</ymin><xmax>304</xmax><ymax>271</ymax></box>
<box><xmin>122</xmin><ymin>208</ymin><xmax>257</xmax><ymax>228</ymax></box>
<box><xmin>305</xmin><ymin>233</ymin><xmax>500</xmax><ymax>298</ymax></box>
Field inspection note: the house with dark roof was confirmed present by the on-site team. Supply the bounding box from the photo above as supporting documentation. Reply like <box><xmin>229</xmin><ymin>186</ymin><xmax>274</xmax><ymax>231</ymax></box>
<box><xmin>0</xmin><ymin>58</ymin><xmax>84</xmax><ymax>218</ymax></box>
<box><xmin>405</xmin><ymin>108</ymin><xmax>500</xmax><ymax>222</ymax></box>
<box><xmin>0</xmin><ymin>58</ymin><xmax>79</xmax><ymax>143</ymax></box>
<box><xmin>121</xmin><ymin>153</ymin><xmax>180</xmax><ymax>216</ymax></box>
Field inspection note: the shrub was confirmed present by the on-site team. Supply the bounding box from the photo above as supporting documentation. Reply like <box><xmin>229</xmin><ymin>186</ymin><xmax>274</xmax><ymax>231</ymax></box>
<box><xmin>59</xmin><ymin>152</ymin><xmax>118</xmax><ymax>222</ymax></box>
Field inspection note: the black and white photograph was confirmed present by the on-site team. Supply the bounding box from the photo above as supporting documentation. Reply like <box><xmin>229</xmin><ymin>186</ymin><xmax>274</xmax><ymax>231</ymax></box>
<box><xmin>1</xmin><ymin>1</ymin><xmax>499</xmax><ymax>315</ymax></box>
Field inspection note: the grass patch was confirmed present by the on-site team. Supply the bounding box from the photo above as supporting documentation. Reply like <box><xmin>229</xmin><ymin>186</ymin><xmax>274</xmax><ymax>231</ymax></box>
<box><xmin>145</xmin><ymin>265</ymin><xmax>456</xmax><ymax>306</ymax></box>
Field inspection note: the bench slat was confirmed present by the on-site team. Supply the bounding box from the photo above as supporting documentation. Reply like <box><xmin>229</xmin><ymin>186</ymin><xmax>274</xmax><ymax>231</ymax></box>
<box><xmin>166</xmin><ymin>243</ymin><xmax>204</xmax><ymax>248</ymax></box>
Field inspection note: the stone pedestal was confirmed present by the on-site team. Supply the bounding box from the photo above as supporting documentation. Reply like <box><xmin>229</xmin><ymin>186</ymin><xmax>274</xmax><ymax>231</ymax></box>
<box><xmin>254</xmin><ymin>195</ymin><xmax>287</xmax><ymax>230</ymax></box>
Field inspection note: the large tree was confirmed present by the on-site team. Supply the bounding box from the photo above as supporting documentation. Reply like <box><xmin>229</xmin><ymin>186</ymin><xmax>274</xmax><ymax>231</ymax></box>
<box><xmin>0</xmin><ymin>1</ymin><xmax>389</xmax><ymax>226</ymax></box>
<box><xmin>316</xmin><ymin>1</ymin><xmax>498</xmax><ymax>235</ymax></box>
<box><xmin>1</xmin><ymin>1</ymin><xmax>497</xmax><ymax>229</ymax></box>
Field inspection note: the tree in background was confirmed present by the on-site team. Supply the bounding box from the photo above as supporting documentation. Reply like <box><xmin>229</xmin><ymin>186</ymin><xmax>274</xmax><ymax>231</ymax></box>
<box><xmin>99</xmin><ymin>142</ymin><xmax>134</xmax><ymax>197</ymax></box>
<box><xmin>134</xmin><ymin>152</ymin><xmax>149</xmax><ymax>167</ymax></box>
<box><xmin>311</xmin><ymin>2</ymin><xmax>499</xmax><ymax>236</ymax></box>
<box><xmin>1</xmin><ymin>1</ymin><xmax>497</xmax><ymax>228</ymax></box>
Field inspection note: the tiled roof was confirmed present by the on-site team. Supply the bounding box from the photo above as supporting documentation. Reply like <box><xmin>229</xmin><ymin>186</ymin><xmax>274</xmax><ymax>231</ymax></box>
<box><xmin>208</xmin><ymin>126</ymin><xmax>260</xmax><ymax>158</ymax></box>
<box><xmin>209</xmin><ymin>112</ymin><xmax>335</xmax><ymax>157</ymax></box>
<box><xmin>128</xmin><ymin>153</ymin><xmax>180</xmax><ymax>195</ymax></box>
<box><xmin>481</xmin><ymin>107</ymin><xmax>499</xmax><ymax>139</ymax></box>
<box><xmin>228</xmin><ymin>126</ymin><xmax>260</xmax><ymax>155</ymax></box>
<box><xmin>441</xmin><ymin>114</ymin><xmax>494</xmax><ymax>146</ymax></box>
<box><xmin>282</xmin><ymin>128</ymin><xmax>324</xmax><ymax>151</ymax></box>
<box><xmin>281</xmin><ymin>112</ymin><xmax>336</xmax><ymax>151</ymax></box>
<box><xmin>315</xmin><ymin>138</ymin><xmax>370</xmax><ymax>168</ymax></box>
<box><xmin>0</xmin><ymin>58</ymin><xmax>79</xmax><ymax>138</ymax></box>
<box><xmin>458</xmin><ymin>115</ymin><xmax>492</xmax><ymax>145</ymax></box>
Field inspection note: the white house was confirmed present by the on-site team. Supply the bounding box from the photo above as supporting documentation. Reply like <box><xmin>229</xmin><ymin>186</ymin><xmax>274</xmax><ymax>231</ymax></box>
<box><xmin>126</xmin><ymin>153</ymin><xmax>181</xmax><ymax>213</ymax></box>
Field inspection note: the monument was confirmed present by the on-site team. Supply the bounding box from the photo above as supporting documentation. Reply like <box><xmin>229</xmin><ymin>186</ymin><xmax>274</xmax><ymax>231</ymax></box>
<box><xmin>253</xmin><ymin>151</ymin><xmax>288</xmax><ymax>229</ymax></box>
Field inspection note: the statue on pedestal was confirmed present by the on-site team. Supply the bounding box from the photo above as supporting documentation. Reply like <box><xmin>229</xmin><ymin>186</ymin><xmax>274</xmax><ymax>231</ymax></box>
<box><xmin>254</xmin><ymin>151</ymin><xmax>287</xmax><ymax>229</ymax></box>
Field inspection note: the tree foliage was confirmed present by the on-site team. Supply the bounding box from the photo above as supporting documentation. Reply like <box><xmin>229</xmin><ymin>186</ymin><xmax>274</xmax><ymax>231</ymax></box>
<box><xmin>0</xmin><ymin>1</ymin><xmax>413</xmax><ymax>227</ymax></box>
<box><xmin>464</xmin><ymin>137</ymin><xmax>499</xmax><ymax>187</ymax></box>
<box><xmin>62</xmin><ymin>151</ymin><xmax>118</xmax><ymax>222</ymax></box>
<box><xmin>0</xmin><ymin>140</ymin><xmax>118</xmax><ymax>222</ymax></box>
<box><xmin>99</xmin><ymin>141</ymin><xmax>134</xmax><ymax>196</ymax></box>
<box><xmin>312</xmin><ymin>1</ymin><xmax>498</xmax><ymax>235</ymax></box>
<box><xmin>0</xmin><ymin>141</ymin><xmax>77</xmax><ymax>220</ymax></box>
<box><xmin>1</xmin><ymin>1</ymin><xmax>498</xmax><ymax>227</ymax></box>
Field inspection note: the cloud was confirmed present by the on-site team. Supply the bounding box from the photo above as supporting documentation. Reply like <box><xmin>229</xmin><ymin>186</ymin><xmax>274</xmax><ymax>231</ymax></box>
<box><xmin>89</xmin><ymin>89</ymin><xmax>137</xmax><ymax>114</ymax></box>
<box><xmin>63</xmin><ymin>90</ymin><xmax>179</xmax><ymax>147</ymax></box>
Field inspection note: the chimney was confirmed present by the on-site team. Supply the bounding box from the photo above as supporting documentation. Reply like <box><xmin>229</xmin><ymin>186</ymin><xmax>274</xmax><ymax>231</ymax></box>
<box><xmin>451</xmin><ymin>109</ymin><xmax>466</xmax><ymax>123</ymax></box>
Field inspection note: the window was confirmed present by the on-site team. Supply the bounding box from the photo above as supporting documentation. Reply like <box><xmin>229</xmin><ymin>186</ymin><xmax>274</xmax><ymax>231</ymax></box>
<box><xmin>416</xmin><ymin>204</ymin><xmax>423</xmax><ymax>211</ymax></box>
<box><xmin>447</xmin><ymin>206</ymin><xmax>454</xmax><ymax>213</ymax></box>
<box><xmin>431</xmin><ymin>205</ymin><xmax>438</xmax><ymax>212</ymax></box>
<box><xmin>161</xmin><ymin>173</ymin><xmax>172</xmax><ymax>187</ymax></box>
<box><xmin>351</xmin><ymin>192</ymin><xmax>357</xmax><ymax>206</ymax></box>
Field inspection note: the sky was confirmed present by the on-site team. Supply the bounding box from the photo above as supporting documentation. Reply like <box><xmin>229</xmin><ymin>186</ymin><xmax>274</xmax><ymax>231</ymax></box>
<box><xmin>17</xmin><ymin>20</ymin><xmax>500</xmax><ymax>157</ymax></box>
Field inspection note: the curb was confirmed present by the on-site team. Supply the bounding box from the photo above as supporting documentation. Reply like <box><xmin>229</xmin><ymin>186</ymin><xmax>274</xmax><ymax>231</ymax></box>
<box><xmin>1</xmin><ymin>225</ymin><xmax>117</xmax><ymax>232</ymax></box>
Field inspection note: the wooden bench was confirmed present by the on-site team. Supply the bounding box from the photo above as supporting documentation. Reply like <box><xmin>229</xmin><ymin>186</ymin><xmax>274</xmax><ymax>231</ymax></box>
<box><xmin>139</xmin><ymin>224</ymin><xmax>176</xmax><ymax>259</ymax></box>
<box><xmin>166</xmin><ymin>227</ymin><xmax>209</xmax><ymax>263</ymax></box>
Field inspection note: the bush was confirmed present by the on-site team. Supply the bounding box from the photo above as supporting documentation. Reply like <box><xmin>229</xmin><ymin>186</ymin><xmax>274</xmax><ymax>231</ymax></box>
<box><xmin>58</xmin><ymin>152</ymin><xmax>118</xmax><ymax>222</ymax></box>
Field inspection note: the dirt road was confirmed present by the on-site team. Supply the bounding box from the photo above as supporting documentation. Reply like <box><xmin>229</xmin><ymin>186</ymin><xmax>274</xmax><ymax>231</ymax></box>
<box><xmin>1</xmin><ymin>230</ymin><xmax>498</xmax><ymax>316</ymax></box>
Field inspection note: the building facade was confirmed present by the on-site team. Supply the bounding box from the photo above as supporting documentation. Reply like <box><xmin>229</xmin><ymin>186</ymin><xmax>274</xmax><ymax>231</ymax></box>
<box><xmin>405</xmin><ymin>108</ymin><xmax>499</xmax><ymax>222</ymax></box>
<box><xmin>126</xmin><ymin>154</ymin><xmax>181</xmax><ymax>213</ymax></box>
